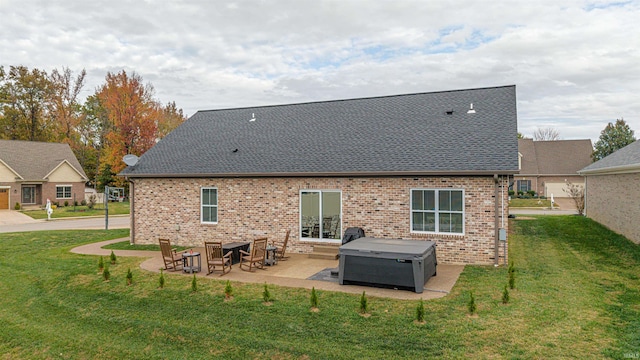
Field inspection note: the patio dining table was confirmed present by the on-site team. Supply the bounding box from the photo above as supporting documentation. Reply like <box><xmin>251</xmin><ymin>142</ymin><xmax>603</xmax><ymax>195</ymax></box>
<box><xmin>222</xmin><ymin>241</ymin><xmax>250</xmax><ymax>264</ymax></box>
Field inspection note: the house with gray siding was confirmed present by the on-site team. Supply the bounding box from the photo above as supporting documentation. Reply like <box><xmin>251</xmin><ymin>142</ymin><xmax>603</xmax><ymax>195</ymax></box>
<box><xmin>120</xmin><ymin>85</ymin><xmax>519</xmax><ymax>265</ymax></box>
<box><xmin>578</xmin><ymin>140</ymin><xmax>640</xmax><ymax>244</ymax></box>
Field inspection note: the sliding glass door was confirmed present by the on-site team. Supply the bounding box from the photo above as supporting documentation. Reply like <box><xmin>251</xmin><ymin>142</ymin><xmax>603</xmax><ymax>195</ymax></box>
<box><xmin>300</xmin><ymin>190</ymin><xmax>341</xmax><ymax>241</ymax></box>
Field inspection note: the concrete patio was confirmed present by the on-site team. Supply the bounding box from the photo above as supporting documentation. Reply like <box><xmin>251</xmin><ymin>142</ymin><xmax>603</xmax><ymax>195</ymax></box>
<box><xmin>71</xmin><ymin>238</ymin><xmax>464</xmax><ymax>300</ymax></box>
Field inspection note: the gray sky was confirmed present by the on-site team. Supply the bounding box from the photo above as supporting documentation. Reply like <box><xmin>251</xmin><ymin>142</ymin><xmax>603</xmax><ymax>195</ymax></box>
<box><xmin>1</xmin><ymin>0</ymin><xmax>639</xmax><ymax>143</ymax></box>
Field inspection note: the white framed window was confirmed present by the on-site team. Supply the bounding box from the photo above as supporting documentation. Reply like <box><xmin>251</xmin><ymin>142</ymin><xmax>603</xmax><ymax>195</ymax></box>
<box><xmin>411</xmin><ymin>189</ymin><xmax>464</xmax><ymax>234</ymax></box>
<box><xmin>201</xmin><ymin>187</ymin><xmax>218</xmax><ymax>224</ymax></box>
<box><xmin>300</xmin><ymin>190</ymin><xmax>341</xmax><ymax>241</ymax></box>
<box><xmin>56</xmin><ymin>185</ymin><xmax>72</xmax><ymax>199</ymax></box>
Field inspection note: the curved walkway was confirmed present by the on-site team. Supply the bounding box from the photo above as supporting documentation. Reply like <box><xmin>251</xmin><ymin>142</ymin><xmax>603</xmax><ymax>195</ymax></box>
<box><xmin>71</xmin><ymin>238</ymin><xmax>464</xmax><ymax>300</ymax></box>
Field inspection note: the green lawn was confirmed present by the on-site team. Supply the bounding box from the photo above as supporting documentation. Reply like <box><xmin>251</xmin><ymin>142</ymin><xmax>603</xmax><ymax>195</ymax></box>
<box><xmin>102</xmin><ymin>240</ymin><xmax>190</xmax><ymax>252</ymax></box>
<box><xmin>20</xmin><ymin>201</ymin><xmax>130</xmax><ymax>219</ymax></box>
<box><xmin>0</xmin><ymin>218</ymin><xmax>638</xmax><ymax>359</ymax></box>
<box><xmin>509</xmin><ymin>198</ymin><xmax>557</xmax><ymax>208</ymax></box>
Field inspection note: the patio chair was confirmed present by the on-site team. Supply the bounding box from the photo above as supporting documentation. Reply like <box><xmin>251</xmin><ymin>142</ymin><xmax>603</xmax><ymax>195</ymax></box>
<box><xmin>274</xmin><ymin>230</ymin><xmax>291</xmax><ymax>261</ymax></box>
<box><xmin>204</xmin><ymin>241</ymin><xmax>232</xmax><ymax>276</ymax></box>
<box><xmin>159</xmin><ymin>238</ymin><xmax>183</xmax><ymax>271</ymax></box>
<box><xmin>239</xmin><ymin>237</ymin><xmax>268</xmax><ymax>272</ymax></box>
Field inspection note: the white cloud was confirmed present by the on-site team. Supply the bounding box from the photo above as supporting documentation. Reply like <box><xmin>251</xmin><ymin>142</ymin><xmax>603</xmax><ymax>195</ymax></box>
<box><xmin>1</xmin><ymin>0</ymin><xmax>639</xmax><ymax>142</ymax></box>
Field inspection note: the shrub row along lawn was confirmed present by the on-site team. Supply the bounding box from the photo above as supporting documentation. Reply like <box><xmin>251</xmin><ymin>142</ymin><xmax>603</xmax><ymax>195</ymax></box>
<box><xmin>20</xmin><ymin>201</ymin><xmax>130</xmax><ymax>219</ymax></box>
<box><xmin>0</xmin><ymin>217</ymin><xmax>638</xmax><ymax>359</ymax></box>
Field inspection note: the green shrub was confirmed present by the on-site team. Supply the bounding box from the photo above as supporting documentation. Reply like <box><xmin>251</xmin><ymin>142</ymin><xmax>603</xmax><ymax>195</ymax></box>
<box><xmin>14</xmin><ymin>202</ymin><xmax>20</xmax><ymax>210</ymax></box>
<box><xmin>81</xmin><ymin>199</ymin><xmax>87</xmax><ymax>206</ymax></box>
<box><xmin>468</xmin><ymin>291</ymin><xmax>476</xmax><ymax>314</ymax></box>
<box><xmin>310</xmin><ymin>287</ymin><xmax>319</xmax><ymax>309</ymax></box>
<box><xmin>191</xmin><ymin>274</ymin><xmax>197</xmax><ymax>292</ymax></box>
<box><xmin>502</xmin><ymin>285</ymin><xmax>510</xmax><ymax>304</ymax></box>
<box><xmin>359</xmin><ymin>291</ymin><xmax>368</xmax><ymax>314</ymax></box>
<box><xmin>87</xmin><ymin>195</ymin><xmax>96</xmax><ymax>209</ymax></box>
<box><xmin>102</xmin><ymin>265</ymin><xmax>110</xmax><ymax>281</ymax></box>
<box><xmin>527</xmin><ymin>190</ymin><xmax>536</xmax><ymax>197</ymax></box>
<box><xmin>159</xmin><ymin>269</ymin><xmax>165</xmax><ymax>289</ymax></box>
<box><xmin>98</xmin><ymin>256</ymin><xmax>104</xmax><ymax>271</ymax></box>
<box><xmin>224</xmin><ymin>280</ymin><xmax>233</xmax><ymax>299</ymax></box>
<box><xmin>508</xmin><ymin>190</ymin><xmax>515</xmax><ymax>196</ymax></box>
<box><xmin>262</xmin><ymin>283</ymin><xmax>272</xmax><ymax>302</ymax></box>
<box><xmin>110</xmin><ymin>250</ymin><xmax>117</xmax><ymax>264</ymax></box>
<box><xmin>64</xmin><ymin>200</ymin><xmax>69</xmax><ymax>207</ymax></box>
<box><xmin>126</xmin><ymin>268</ymin><xmax>133</xmax><ymax>285</ymax></box>
<box><xmin>416</xmin><ymin>299</ymin><xmax>425</xmax><ymax>322</ymax></box>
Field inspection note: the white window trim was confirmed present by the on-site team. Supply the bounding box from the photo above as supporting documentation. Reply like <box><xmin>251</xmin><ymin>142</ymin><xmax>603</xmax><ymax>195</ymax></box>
<box><xmin>200</xmin><ymin>187</ymin><xmax>218</xmax><ymax>224</ymax></box>
<box><xmin>56</xmin><ymin>185</ymin><xmax>72</xmax><ymax>199</ymax></box>
<box><xmin>410</xmin><ymin>188</ymin><xmax>465</xmax><ymax>235</ymax></box>
<box><xmin>299</xmin><ymin>189</ymin><xmax>342</xmax><ymax>243</ymax></box>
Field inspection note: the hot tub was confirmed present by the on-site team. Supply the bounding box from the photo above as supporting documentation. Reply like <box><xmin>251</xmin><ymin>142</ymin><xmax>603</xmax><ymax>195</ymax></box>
<box><xmin>338</xmin><ymin>237</ymin><xmax>437</xmax><ymax>293</ymax></box>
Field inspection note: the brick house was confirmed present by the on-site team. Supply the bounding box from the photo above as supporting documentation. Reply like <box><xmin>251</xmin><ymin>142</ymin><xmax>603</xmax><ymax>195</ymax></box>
<box><xmin>515</xmin><ymin>139</ymin><xmax>593</xmax><ymax>198</ymax></box>
<box><xmin>0</xmin><ymin>140</ymin><xmax>88</xmax><ymax>209</ymax></box>
<box><xmin>120</xmin><ymin>85</ymin><xmax>519</xmax><ymax>265</ymax></box>
<box><xmin>578</xmin><ymin>140</ymin><xmax>640</xmax><ymax>244</ymax></box>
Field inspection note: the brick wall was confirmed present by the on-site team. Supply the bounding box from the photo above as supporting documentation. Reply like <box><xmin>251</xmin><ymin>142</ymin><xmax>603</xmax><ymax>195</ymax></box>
<box><xmin>42</xmin><ymin>182</ymin><xmax>86</xmax><ymax>206</ymax></box>
<box><xmin>131</xmin><ymin>176</ymin><xmax>510</xmax><ymax>265</ymax></box>
<box><xmin>585</xmin><ymin>173</ymin><xmax>640</xmax><ymax>244</ymax></box>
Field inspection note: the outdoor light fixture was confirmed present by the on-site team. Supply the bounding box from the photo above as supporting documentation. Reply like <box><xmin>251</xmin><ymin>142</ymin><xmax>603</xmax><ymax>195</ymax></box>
<box><xmin>467</xmin><ymin>103</ymin><xmax>476</xmax><ymax>114</ymax></box>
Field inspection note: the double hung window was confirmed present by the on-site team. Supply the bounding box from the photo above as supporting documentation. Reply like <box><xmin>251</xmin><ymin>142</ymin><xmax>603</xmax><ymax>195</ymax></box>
<box><xmin>201</xmin><ymin>187</ymin><xmax>218</xmax><ymax>223</ymax></box>
<box><xmin>411</xmin><ymin>189</ymin><xmax>464</xmax><ymax>234</ymax></box>
<box><xmin>56</xmin><ymin>185</ymin><xmax>72</xmax><ymax>199</ymax></box>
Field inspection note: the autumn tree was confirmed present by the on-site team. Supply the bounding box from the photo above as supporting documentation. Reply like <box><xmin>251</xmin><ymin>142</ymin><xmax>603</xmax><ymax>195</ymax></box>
<box><xmin>0</xmin><ymin>65</ymin><xmax>54</xmax><ymax>141</ymax></box>
<box><xmin>47</xmin><ymin>67</ymin><xmax>86</xmax><ymax>143</ymax></box>
<box><xmin>592</xmin><ymin>118</ymin><xmax>636</xmax><ymax>161</ymax></box>
<box><xmin>157</xmin><ymin>101</ymin><xmax>186</xmax><ymax>139</ymax></box>
<box><xmin>533</xmin><ymin>127</ymin><xmax>560</xmax><ymax>141</ymax></box>
<box><xmin>96</xmin><ymin>70</ymin><xmax>159</xmax><ymax>187</ymax></box>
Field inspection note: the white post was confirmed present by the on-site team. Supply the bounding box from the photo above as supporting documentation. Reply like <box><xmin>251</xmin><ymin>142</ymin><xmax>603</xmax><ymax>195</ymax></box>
<box><xmin>46</xmin><ymin>198</ymin><xmax>53</xmax><ymax>220</ymax></box>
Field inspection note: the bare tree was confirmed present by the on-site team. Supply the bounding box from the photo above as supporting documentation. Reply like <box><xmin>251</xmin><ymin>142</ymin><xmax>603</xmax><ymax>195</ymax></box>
<box><xmin>533</xmin><ymin>127</ymin><xmax>560</xmax><ymax>141</ymax></box>
<box><xmin>563</xmin><ymin>180</ymin><xmax>585</xmax><ymax>215</ymax></box>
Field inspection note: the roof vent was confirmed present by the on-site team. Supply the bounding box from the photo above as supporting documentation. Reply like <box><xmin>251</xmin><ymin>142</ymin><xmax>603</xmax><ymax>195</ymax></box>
<box><xmin>467</xmin><ymin>103</ymin><xmax>476</xmax><ymax>114</ymax></box>
<box><xmin>250</xmin><ymin>113</ymin><xmax>256</xmax><ymax>122</ymax></box>
<box><xmin>445</xmin><ymin>109</ymin><xmax>454</xmax><ymax>115</ymax></box>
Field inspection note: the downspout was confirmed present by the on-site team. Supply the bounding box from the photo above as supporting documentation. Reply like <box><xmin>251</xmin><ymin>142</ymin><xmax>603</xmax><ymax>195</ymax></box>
<box><xmin>129</xmin><ymin>178</ymin><xmax>135</xmax><ymax>245</ymax></box>
<box><xmin>583</xmin><ymin>176</ymin><xmax>587</xmax><ymax>217</ymax></box>
<box><xmin>494</xmin><ymin>174</ymin><xmax>500</xmax><ymax>266</ymax></box>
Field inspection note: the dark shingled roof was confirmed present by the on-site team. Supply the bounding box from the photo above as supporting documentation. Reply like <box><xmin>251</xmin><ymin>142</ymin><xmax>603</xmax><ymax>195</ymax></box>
<box><xmin>0</xmin><ymin>140</ymin><xmax>88</xmax><ymax>181</ymax></box>
<box><xmin>120</xmin><ymin>85</ymin><xmax>519</xmax><ymax>178</ymax></box>
<box><xmin>518</xmin><ymin>138</ymin><xmax>593</xmax><ymax>175</ymax></box>
<box><xmin>579</xmin><ymin>140</ymin><xmax>640</xmax><ymax>175</ymax></box>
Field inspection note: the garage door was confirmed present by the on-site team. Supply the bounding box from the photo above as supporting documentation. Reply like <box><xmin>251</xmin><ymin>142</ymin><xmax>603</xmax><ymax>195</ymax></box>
<box><xmin>545</xmin><ymin>183</ymin><xmax>583</xmax><ymax>198</ymax></box>
<box><xmin>0</xmin><ymin>189</ymin><xmax>8</xmax><ymax>209</ymax></box>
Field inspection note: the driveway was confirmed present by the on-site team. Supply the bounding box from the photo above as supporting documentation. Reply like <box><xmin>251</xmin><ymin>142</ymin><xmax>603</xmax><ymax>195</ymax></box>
<box><xmin>0</xmin><ymin>210</ymin><xmax>39</xmax><ymax>225</ymax></box>
<box><xmin>509</xmin><ymin>197</ymin><xmax>579</xmax><ymax>216</ymax></box>
<box><xmin>0</xmin><ymin>210</ymin><xmax>129</xmax><ymax>233</ymax></box>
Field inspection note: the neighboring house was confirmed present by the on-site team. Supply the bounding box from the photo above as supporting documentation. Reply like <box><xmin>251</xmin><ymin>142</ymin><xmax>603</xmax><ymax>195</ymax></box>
<box><xmin>515</xmin><ymin>138</ymin><xmax>593</xmax><ymax>197</ymax></box>
<box><xmin>0</xmin><ymin>140</ymin><xmax>88</xmax><ymax>209</ymax></box>
<box><xmin>120</xmin><ymin>85</ymin><xmax>519</xmax><ymax>265</ymax></box>
<box><xmin>578</xmin><ymin>140</ymin><xmax>640</xmax><ymax>244</ymax></box>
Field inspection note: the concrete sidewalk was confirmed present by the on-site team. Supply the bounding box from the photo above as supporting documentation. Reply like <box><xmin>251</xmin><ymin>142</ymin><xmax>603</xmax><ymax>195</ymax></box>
<box><xmin>72</xmin><ymin>238</ymin><xmax>464</xmax><ymax>300</ymax></box>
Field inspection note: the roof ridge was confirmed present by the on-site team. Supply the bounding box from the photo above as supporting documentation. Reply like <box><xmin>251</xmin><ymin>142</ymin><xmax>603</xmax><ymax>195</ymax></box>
<box><xmin>194</xmin><ymin>85</ymin><xmax>516</xmax><ymax>114</ymax></box>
